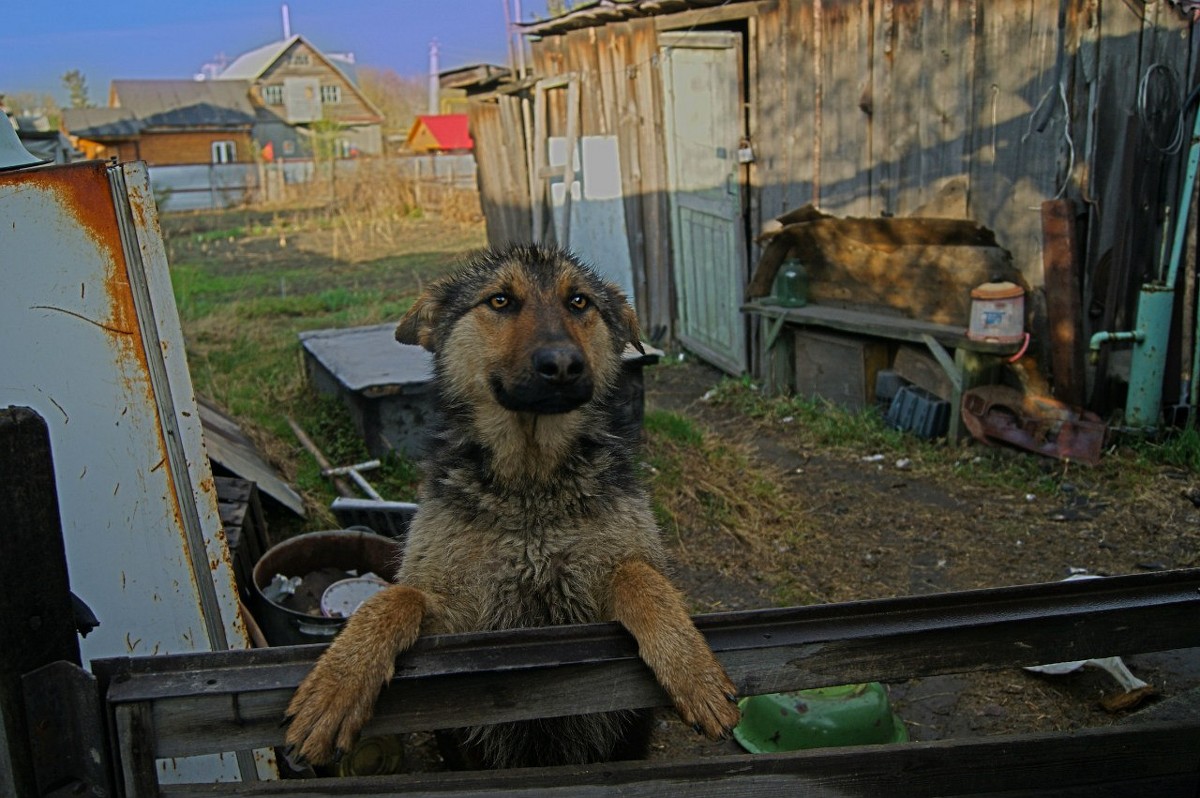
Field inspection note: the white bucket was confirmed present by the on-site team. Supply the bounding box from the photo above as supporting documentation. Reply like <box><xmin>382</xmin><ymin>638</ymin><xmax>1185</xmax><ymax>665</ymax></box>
<box><xmin>967</xmin><ymin>281</ymin><xmax>1025</xmax><ymax>344</ymax></box>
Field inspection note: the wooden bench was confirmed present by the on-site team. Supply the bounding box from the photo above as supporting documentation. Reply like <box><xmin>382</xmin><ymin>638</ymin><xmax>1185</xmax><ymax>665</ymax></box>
<box><xmin>742</xmin><ymin>300</ymin><xmax>1024</xmax><ymax>442</ymax></box>
<box><xmin>37</xmin><ymin>568</ymin><xmax>1200</xmax><ymax>796</ymax></box>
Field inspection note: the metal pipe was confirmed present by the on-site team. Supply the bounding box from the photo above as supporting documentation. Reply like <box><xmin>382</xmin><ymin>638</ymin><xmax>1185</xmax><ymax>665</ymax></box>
<box><xmin>1088</xmin><ymin>329</ymin><xmax>1144</xmax><ymax>351</ymax></box>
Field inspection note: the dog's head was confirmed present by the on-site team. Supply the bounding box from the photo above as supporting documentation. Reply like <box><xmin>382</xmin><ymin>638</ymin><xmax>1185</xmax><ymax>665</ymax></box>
<box><xmin>396</xmin><ymin>245</ymin><xmax>643</xmax><ymax>416</ymax></box>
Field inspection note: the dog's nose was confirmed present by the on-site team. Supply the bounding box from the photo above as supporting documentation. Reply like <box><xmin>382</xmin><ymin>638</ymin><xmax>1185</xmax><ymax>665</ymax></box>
<box><xmin>532</xmin><ymin>347</ymin><xmax>585</xmax><ymax>385</ymax></box>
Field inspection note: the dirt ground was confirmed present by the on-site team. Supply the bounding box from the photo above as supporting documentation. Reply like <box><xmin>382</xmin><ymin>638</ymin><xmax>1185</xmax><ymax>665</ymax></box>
<box><xmin>641</xmin><ymin>358</ymin><xmax>1200</xmax><ymax>759</ymax></box>
<box><xmin>164</xmin><ymin>208</ymin><xmax>1199</xmax><ymax>770</ymax></box>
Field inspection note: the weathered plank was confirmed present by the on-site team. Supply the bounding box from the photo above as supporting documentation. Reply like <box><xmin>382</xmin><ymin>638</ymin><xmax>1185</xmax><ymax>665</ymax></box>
<box><xmin>101</xmin><ymin>568</ymin><xmax>1200</xmax><ymax>760</ymax></box>
<box><xmin>0</xmin><ymin>406</ymin><xmax>81</xmax><ymax>796</ymax></box>
<box><xmin>628</xmin><ymin>17</ymin><xmax>673</xmax><ymax>337</ymax></box>
<box><xmin>159</xmin><ymin>721</ymin><xmax>1200</xmax><ymax>798</ymax></box>
<box><xmin>815</xmin><ymin>0</ymin><xmax>873</xmax><ymax>216</ymax></box>
<box><xmin>1042</xmin><ymin>197</ymin><xmax>1086</xmax><ymax>405</ymax></box>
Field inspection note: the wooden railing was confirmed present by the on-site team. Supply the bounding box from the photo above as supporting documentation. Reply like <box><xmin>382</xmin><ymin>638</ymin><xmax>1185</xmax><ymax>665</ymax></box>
<box><xmin>70</xmin><ymin>568</ymin><xmax>1200</xmax><ymax>796</ymax></box>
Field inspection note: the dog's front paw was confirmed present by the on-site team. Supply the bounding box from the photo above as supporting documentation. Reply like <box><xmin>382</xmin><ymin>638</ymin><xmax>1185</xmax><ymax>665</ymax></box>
<box><xmin>284</xmin><ymin>649</ymin><xmax>383</xmax><ymax>765</ymax></box>
<box><xmin>284</xmin><ymin>662</ymin><xmax>375</xmax><ymax>765</ymax></box>
<box><xmin>673</xmin><ymin>658</ymin><xmax>740</xmax><ymax>739</ymax></box>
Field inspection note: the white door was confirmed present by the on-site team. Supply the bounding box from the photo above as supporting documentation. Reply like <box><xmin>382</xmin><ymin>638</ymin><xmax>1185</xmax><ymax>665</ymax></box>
<box><xmin>661</xmin><ymin>31</ymin><xmax>748</xmax><ymax>373</ymax></box>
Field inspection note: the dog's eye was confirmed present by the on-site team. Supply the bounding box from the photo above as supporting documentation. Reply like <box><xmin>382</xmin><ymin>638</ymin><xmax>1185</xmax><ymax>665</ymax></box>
<box><xmin>487</xmin><ymin>294</ymin><xmax>510</xmax><ymax>310</ymax></box>
<box><xmin>568</xmin><ymin>294</ymin><xmax>589</xmax><ymax>311</ymax></box>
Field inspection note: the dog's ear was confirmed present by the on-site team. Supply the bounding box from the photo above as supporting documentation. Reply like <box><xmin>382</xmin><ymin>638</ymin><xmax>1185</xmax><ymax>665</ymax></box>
<box><xmin>396</xmin><ymin>294</ymin><xmax>439</xmax><ymax>351</ymax></box>
<box><xmin>621</xmin><ymin>303</ymin><xmax>645</xmax><ymax>355</ymax></box>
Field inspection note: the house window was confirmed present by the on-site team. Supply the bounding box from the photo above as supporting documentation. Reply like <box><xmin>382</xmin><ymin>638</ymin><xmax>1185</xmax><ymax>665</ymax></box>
<box><xmin>212</xmin><ymin>140</ymin><xmax>236</xmax><ymax>164</ymax></box>
<box><xmin>320</xmin><ymin>85</ymin><xmax>342</xmax><ymax>104</ymax></box>
<box><xmin>262</xmin><ymin>84</ymin><xmax>284</xmax><ymax>105</ymax></box>
<box><xmin>292</xmin><ymin>52</ymin><xmax>310</xmax><ymax>66</ymax></box>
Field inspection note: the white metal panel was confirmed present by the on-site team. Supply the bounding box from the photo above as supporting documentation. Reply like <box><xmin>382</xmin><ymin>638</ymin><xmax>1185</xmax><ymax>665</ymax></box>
<box><xmin>548</xmin><ymin>135</ymin><xmax>637</xmax><ymax>301</ymax></box>
<box><xmin>0</xmin><ymin>161</ymin><xmax>269</xmax><ymax>782</ymax></box>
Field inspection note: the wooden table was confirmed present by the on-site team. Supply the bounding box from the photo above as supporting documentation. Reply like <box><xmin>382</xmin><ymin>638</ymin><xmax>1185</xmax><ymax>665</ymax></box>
<box><xmin>742</xmin><ymin>300</ymin><xmax>1023</xmax><ymax>443</ymax></box>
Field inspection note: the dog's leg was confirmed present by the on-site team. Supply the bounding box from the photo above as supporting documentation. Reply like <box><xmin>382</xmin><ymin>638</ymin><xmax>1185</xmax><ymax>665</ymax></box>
<box><xmin>610</xmin><ymin>560</ymin><xmax>740</xmax><ymax>738</ymax></box>
<box><xmin>284</xmin><ymin>584</ymin><xmax>428</xmax><ymax>764</ymax></box>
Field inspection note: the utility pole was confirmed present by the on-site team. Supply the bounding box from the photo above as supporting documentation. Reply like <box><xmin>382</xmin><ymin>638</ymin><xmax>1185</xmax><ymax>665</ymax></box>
<box><xmin>428</xmin><ymin>39</ymin><xmax>440</xmax><ymax>115</ymax></box>
<box><xmin>502</xmin><ymin>0</ymin><xmax>516</xmax><ymax>72</ymax></box>
<box><xmin>514</xmin><ymin>0</ymin><xmax>527</xmax><ymax>78</ymax></box>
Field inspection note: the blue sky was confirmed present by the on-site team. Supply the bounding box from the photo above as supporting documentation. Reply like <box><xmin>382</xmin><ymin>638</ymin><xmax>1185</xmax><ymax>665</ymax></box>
<box><xmin>3</xmin><ymin>1</ymin><xmax>549</xmax><ymax>104</ymax></box>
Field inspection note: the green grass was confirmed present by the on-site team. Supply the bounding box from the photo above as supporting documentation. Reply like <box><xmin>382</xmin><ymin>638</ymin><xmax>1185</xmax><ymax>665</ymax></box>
<box><xmin>643</xmin><ymin>409</ymin><xmax>704</xmax><ymax>447</ymax></box>
<box><xmin>164</xmin><ymin>208</ymin><xmax>487</xmax><ymax>534</ymax></box>
<box><xmin>1132</xmin><ymin>425</ymin><xmax>1200</xmax><ymax>472</ymax></box>
<box><xmin>703</xmin><ymin>376</ymin><xmax>1200</xmax><ymax>499</ymax></box>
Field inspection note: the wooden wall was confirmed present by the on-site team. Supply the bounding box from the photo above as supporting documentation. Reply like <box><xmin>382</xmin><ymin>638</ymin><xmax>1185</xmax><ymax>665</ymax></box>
<box><xmin>476</xmin><ymin>0</ymin><xmax>1198</xmax><ymax>379</ymax></box>
<box><xmin>136</xmin><ymin>130</ymin><xmax>255</xmax><ymax>166</ymax></box>
<box><xmin>513</xmin><ymin>16</ymin><xmax>676</xmax><ymax>335</ymax></box>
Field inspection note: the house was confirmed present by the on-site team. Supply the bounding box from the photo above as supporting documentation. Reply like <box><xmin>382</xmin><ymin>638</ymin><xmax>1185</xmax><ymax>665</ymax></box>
<box><xmin>217</xmin><ymin>34</ymin><xmax>384</xmax><ymax>160</ymax></box>
<box><xmin>464</xmin><ymin>0</ymin><xmax>1198</xmax><ymax>424</ymax></box>
<box><xmin>62</xmin><ymin>80</ymin><xmax>256</xmax><ymax>165</ymax></box>
<box><xmin>403</xmin><ymin>114</ymin><xmax>473</xmax><ymax>154</ymax></box>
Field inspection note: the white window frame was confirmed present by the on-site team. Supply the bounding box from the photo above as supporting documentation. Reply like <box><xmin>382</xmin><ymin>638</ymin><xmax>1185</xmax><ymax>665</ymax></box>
<box><xmin>262</xmin><ymin>84</ymin><xmax>284</xmax><ymax>105</ymax></box>
<box><xmin>320</xmin><ymin>85</ymin><xmax>342</xmax><ymax>104</ymax></box>
<box><xmin>211</xmin><ymin>140</ymin><xmax>236</xmax><ymax>164</ymax></box>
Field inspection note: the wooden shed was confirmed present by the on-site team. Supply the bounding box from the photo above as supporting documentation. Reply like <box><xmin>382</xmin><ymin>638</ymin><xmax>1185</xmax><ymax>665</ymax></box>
<box><xmin>466</xmin><ymin>0</ymin><xmax>1200</xmax><ymax>421</ymax></box>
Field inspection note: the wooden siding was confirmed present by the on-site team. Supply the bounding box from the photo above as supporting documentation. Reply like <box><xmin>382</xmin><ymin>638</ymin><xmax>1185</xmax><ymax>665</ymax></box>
<box><xmin>256</xmin><ymin>40</ymin><xmax>383</xmax><ymax>127</ymax></box>
<box><xmin>72</xmin><ymin>131</ymin><xmax>253</xmax><ymax>166</ymax></box>
<box><xmin>470</xmin><ymin>97</ymin><xmax>532</xmax><ymax>246</ymax></box>
<box><xmin>478</xmin><ymin>0</ymin><xmax>1197</xmax><ymax>377</ymax></box>
<box><xmin>511</xmin><ymin>15</ymin><xmax>676</xmax><ymax>334</ymax></box>
<box><xmin>137</xmin><ymin>130</ymin><xmax>254</xmax><ymax>165</ymax></box>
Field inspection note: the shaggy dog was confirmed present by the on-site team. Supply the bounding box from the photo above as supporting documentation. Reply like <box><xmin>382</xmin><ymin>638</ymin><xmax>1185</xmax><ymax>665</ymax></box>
<box><xmin>284</xmin><ymin>244</ymin><xmax>739</xmax><ymax>768</ymax></box>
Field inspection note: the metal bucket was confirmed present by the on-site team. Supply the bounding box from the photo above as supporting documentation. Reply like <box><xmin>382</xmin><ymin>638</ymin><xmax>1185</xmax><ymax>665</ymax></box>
<box><xmin>251</xmin><ymin>529</ymin><xmax>402</xmax><ymax>646</ymax></box>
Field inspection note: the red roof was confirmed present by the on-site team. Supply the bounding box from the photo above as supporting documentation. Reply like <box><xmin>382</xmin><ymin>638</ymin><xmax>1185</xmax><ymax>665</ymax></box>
<box><xmin>415</xmin><ymin>114</ymin><xmax>473</xmax><ymax>150</ymax></box>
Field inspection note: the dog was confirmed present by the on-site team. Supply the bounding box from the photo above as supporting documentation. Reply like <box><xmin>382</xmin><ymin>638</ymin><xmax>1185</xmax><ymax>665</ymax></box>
<box><xmin>284</xmin><ymin>244</ymin><xmax>739</xmax><ymax>769</ymax></box>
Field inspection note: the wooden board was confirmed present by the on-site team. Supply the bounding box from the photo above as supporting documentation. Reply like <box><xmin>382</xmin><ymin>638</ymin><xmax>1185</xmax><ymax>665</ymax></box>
<box><xmin>793</xmin><ymin>329</ymin><xmax>891</xmax><ymax>409</ymax></box>
<box><xmin>893</xmin><ymin>343</ymin><xmax>955</xmax><ymax>400</ymax></box>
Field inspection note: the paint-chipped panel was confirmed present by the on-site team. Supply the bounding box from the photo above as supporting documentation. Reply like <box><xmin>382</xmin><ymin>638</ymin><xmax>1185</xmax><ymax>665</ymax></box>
<box><xmin>0</xmin><ymin>161</ymin><xmax>248</xmax><ymax>662</ymax></box>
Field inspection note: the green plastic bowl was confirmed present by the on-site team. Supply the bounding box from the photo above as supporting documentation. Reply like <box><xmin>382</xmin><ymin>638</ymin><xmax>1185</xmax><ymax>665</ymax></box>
<box><xmin>733</xmin><ymin>683</ymin><xmax>909</xmax><ymax>753</ymax></box>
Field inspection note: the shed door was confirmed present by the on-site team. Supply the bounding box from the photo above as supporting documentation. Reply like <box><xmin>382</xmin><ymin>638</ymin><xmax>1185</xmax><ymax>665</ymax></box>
<box><xmin>661</xmin><ymin>31</ymin><xmax>747</xmax><ymax>374</ymax></box>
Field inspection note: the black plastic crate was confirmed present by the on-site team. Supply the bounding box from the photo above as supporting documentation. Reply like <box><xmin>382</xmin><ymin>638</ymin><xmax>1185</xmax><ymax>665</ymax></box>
<box><xmin>885</xmin><ymin>384</ymin><xmax>950</xmax><ymax>440</ymax></box>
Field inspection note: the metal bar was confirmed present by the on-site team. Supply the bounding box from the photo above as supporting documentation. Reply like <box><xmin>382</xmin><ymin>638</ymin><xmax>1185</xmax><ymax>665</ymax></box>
<box><xmin>286</xmin><ymin>416</ymin><xmax>354</xmax><ymax>498</ymax></box>
<box><xmin>108</xmin><ymin>165</ymin><xmax>231</xmax><ymax>654</ymax></box>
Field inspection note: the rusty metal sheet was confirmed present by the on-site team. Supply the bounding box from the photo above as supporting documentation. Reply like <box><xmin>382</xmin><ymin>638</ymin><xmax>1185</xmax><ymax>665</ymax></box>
<box><xmin>961</xmin><ymin>384</ymin><xmax>1107</xmax><ymax>465</ymax></box>
<box><xmin>0</xmin><ymin>161</ymin><xmax>269</xmax><ymax>782</ymax></box>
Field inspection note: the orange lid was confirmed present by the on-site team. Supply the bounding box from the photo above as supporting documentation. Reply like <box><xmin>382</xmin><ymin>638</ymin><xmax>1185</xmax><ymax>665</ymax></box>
<box><xmin>971</xmin><ymin>281</ymin><xmax>1024</xmax><ymax>300</ymax></box>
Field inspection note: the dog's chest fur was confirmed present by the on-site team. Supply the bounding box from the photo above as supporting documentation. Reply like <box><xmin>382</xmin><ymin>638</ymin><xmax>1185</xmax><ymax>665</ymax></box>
<box><xmin>399</xmin><ymin>430</ymin><xmax>661</xmax><ymax>634</ymax></box>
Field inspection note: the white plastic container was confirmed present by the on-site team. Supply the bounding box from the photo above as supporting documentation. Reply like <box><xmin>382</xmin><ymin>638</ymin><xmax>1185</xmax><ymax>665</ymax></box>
<box><xmin>967</xmin><ymin>281</ymin><xmax>1025</xmax><ymax>344</ymax></box>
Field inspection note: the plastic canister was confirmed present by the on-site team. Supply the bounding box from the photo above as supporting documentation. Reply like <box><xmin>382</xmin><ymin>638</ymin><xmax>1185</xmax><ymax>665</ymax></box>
<box><xmin>773</xmin><ymin>258</ymin><xmax>809</xmax><ymax>307</ymax></box>
<box><xmin>967</xmin><ymin>280</ymin><xmax>1025</xmax><ymax>344</ymax></box>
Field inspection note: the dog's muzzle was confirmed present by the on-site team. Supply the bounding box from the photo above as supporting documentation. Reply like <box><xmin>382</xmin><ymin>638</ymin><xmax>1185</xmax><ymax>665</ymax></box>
<box><xmin>491</xmin><ymin>346</ymin><xmax>594</xmax><ymax>414</ymax></box>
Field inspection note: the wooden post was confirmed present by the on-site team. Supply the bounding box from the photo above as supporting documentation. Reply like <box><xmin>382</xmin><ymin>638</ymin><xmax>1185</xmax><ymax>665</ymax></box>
<box><xmin>1042</xmin><ymin>199</ymin><xmax>1086</xmax><ymax>407</ymax></box>
<box><xmin>0</xmin><ymin>406</ymin><xmax>82</xmax><ymax>796</ymax></box>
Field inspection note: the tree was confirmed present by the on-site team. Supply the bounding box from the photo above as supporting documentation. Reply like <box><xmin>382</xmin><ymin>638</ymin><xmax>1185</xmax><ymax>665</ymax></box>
<box><xmin>61</xmin><ymin>70</ymin><xmax>92</xmax><ymax>109</ymax></box>
<box><xmin>357</xmin><ymin>66</ymin><xmax>426</xmax><ymax>142</ymax></box>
